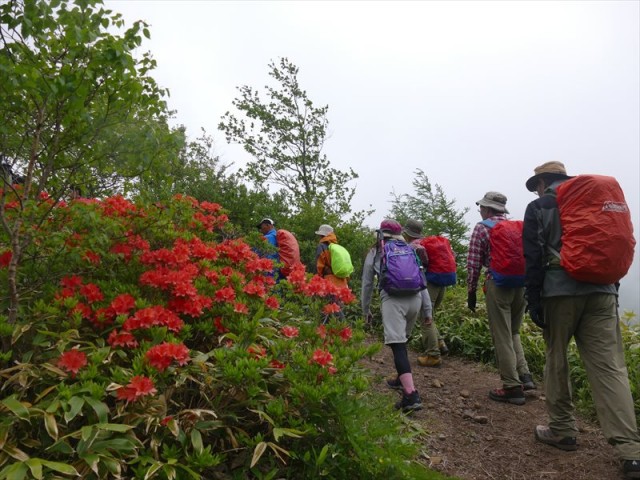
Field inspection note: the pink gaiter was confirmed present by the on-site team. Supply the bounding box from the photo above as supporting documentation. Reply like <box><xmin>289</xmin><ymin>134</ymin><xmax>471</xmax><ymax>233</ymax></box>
<box><xmin>399</xmin><ymin>373</ymin><xmax>415</xmax><ymax>395</ymax></box>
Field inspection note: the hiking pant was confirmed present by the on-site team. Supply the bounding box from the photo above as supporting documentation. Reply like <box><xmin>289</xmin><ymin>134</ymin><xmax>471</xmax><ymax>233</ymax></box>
<box><xmin>485</xmin><ymin>279</ymin><xmax>530</xmax><ymax>388</ymax></box>
<box><xmin>381</xmin><ymin>291</ymin><xmax>421</xmax><ymax>345</ymax></box>
<box><xmin>421</xmin><ymin>283</ymin><xmax>445</xmax><ymax>356</ymax></box>
<box><xmin>543</xmin><ymin>294</ymin><xmax>640</xmax><ymax>460</ymax></box>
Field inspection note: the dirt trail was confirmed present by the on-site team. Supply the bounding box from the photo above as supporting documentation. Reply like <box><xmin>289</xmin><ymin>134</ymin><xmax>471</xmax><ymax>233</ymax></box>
<box><xmin>362</xmin><ymin>339</ymin><xmax>626</xmax><ymax>480</ymax></box>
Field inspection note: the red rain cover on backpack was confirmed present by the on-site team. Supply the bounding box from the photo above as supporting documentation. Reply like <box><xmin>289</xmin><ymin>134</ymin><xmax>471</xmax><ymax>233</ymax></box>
<box><xmin>419</xmin><ymin>236</ymin><xmax>457</xmax><ymax>286</ymax></box>
<box><xmin>555</xmin><ymin>175</ymin><xmax>636</xmax><ymax>284</ymax></box>
<box><xmin>481</xmin><ymin>219</ymin><xmax>525</xmax><ymax>287</ymax></box>
<box><xmin>276</xmin><ymin>229</ymin><xmax>301</xmax><ymax>278</ymax></box>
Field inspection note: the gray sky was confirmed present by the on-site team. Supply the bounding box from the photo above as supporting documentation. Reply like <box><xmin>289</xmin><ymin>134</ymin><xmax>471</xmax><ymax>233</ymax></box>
<box><xmin>106</xmin><ymin>0</ymin><xmax>639</xmax><ymax>316</ymax></box>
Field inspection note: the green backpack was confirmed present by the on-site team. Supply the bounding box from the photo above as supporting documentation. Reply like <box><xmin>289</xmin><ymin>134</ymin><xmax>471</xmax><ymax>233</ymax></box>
<box><xmin>328</xmin><ymin>243</ymin><xmax>354</xmax><ymax>278</ymax></box>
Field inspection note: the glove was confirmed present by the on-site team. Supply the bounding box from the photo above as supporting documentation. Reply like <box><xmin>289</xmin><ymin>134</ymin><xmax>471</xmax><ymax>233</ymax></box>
<box><xmin>527</xmin><ymin>304</ymin><xmax>546</xmax><ymax>329</ymax></box>
<box><xmin>467</xmin><ymin>291</ymin><xmax>477</xmax><ymax>312</ymax></box>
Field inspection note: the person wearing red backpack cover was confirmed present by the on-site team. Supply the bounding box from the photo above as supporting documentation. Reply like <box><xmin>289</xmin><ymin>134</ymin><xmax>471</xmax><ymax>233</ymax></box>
<box><xmin>466</xmin><ymin>191</ymin><xmax>536</xmax><ymax>406</ymax></box>
<box><xmin>523</xmin><ymin>161</ymin><xmax>640</xmax><ymax>478</ymax></box>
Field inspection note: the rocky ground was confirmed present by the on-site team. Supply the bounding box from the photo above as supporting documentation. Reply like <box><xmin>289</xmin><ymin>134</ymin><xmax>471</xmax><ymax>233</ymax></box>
<box><xmin>361</xmin><ymin>338</ymin><xmax>627</xmax><ymax>480</ymax></box>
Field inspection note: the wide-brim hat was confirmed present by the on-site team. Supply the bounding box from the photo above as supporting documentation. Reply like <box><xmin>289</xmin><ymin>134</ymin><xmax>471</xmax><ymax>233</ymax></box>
<box><xmin>476</xmin><ymin>191</ymin><xmax>509</xmax><ymax>214</ymax></box>
<box><xmin>403</xmin><ymin>219</ymin><xmax>424</xmax><ymax>239</ymax></box>
<box><xmin>526</xmin><ymin>161</ymin><xmax>571</xmax><ymax>192</ymax></box>
<box><xmin>256</xmin><ymin>218</ymin><xmax>274</xmax><ymax>228</ymax></box>
<box><xmin>315</xmin><ymin>224</ymin><xmax>334</xmax><ymax>236</ymax></box>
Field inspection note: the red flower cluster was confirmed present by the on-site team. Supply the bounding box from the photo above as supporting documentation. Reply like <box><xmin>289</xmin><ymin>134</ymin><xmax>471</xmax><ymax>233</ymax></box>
<box><xmin>110</xmin><ymin>294</ymin><xmax>136</xmax><ymax>316</ymax></box>
<box><xmin>107</xmin><ymin>330</ymin><xmax>139</xmax><ymax>348</ymax></box>
<box><xmin>145</xmin><ymin>342</ymin><xmax>190</xmax><ymax>371</ymax></box>
<box><xmin>264</xmin><ymin>296</ymin><xmax>279</xmax><ymax>310</ymax></box>
<box><xmin>123</xmin><ymin>306</ymin><xmax>184</xmax><ymax>333</ymax></box>
<box><xmin>311</xmin><ymin>349</ymin><xmax>333</xmax><ymax>366</ymax></box>
<box><xmin>0</xmin><ymin>250</ymin><xmax>13</xmax><ymax>267</ymax></box>
<box><xmin>80</xmin><ymin>283</ymin><xmax>104</xmax><ymax>304</ymax></box>
<box><xmin>339</xmin><ymin>327</ymin><xmax>353</xmax><ymax>342</ymax></box>
<box><xmin>101</xmin><ymin>195</ymin><xmax>138</xmax><ymax>218</ymax></box>
<box><xmin>214</xmin><ymin>287</ymin><xmax>236</xmax><ymax>303</ymax></box>
<box><xmin>322</xmin><ymin>303</ymin><xmax>341</xmax><ymax>314</ymax></box>
<box><xmin>116</xmin><ymin>375</ymin><xmax>157</xmax><ymax>402</ymax></box>
<box><xmin>57</xmin><ymin>349</ymin><xmax>87</xmax><ymax>377</ymax></box>
<box><xmin>281</xmin><ymin>326</ymin><xmax>299</xmax><ymax>338</ymax></box>
<box><xmin>247</xmin><ymin>345</ymin><xmax>267</xmax><ymax>359</ymax></box>
<box><xmin>168</xmin><ymin>295</ymin><xmax>212</xmax><ymax>317</ymax></box>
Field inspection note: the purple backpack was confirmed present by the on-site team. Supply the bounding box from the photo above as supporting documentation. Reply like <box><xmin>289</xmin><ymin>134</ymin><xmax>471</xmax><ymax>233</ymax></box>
<box><xmin>379</xmin><ymin>239</ymin><xmax>427</xmax><ymax>296</ymax></box>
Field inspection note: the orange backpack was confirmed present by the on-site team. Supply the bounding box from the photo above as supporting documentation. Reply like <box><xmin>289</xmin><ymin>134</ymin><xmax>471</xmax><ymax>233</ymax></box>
<box><xmin>276</xmin><ymin>229</ymin><xmax>301</xmax><ymax>278</ymax></box>
<box><xmin>419</xmin><ymin>236</ymin><xmax>457</xmax><ymax>286</ymax></box>
<box><xmin>554</xmin><ymin>175</ymin><xmax>636</xmax><ymax>284</ymax></box>
<box><xmin>481</xmin><ymin>219</ymin><xmax>525</xmax><ymax>288</ymax></box>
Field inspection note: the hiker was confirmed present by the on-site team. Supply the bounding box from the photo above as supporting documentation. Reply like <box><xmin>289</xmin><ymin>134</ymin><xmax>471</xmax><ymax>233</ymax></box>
<box><xmin>315</xmin><ymin>224</ymin><xmax>352</xmax><ymax>322</ymax></box>
<box><xmin>361</xmin><ymin>219</ymin><xmax>432</xmax><ymax>412</ymax></box>
<box><xmin>402</xmin><ymin>219</ymin><xmax>449</xmax><ymax>368</ymax></box>
<box><xmin>466</xmin><ymin>191</ymin><xmax>536</xmax><ymax>406</ymax></box>
<box><xmin>256</xmin><ymin>218</ymin><xmax>280</xmax><ymax>275</ymax></box>
<box><xmin>522</xmin><ymin>161</ymin><xmax>640</xmax><ymax>478</ymax></box>
<box><xmin>315</xmin><ymin>224</ymin><xmax>350</xmax><ymax>289</ymax></box>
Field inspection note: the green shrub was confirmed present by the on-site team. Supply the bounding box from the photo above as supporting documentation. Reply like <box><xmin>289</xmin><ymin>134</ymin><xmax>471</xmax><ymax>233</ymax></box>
<box><xmin>0</xmin><ymin>193</ymin><xmax>447</xmax><ymax>479</ymax></box>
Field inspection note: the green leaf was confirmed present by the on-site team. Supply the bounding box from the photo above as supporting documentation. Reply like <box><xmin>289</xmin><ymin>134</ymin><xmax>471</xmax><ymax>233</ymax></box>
<box><xmin>94</xmin><ymin>423</ymin><xmax>133</xmax><ymax>432</ymax></box>
<box><xmin>64</xmin><ymin>397</ymin><xmax>84</xmax><ymax>423</ymax></box>
<box><xmin>143</xmin><ymin>461</ymin><xmax>164</xmax><ymax>480</ymax></box>
<box><xmin>80</xmin><ymin>454</ymin><xmax>99</xmax><ymax>476</ymax></box>
<box><xmin>1</xmin><ymin>396</ymin><xmax>30</xmax><ymax>420</ymax></box>
<box><xmin>190</xmin><ymin>429</ymin><xmax>203</xmax><ymax>454</ymax></box>
<box><xmin>2</xmin><ymin>444</ymin><xmax>29</xmax><ymax>462</ymax></box>
<box><xmin>0</xmin><ymin>462</ymin><xmax>28</xmax><ymax>480</ymax></box>
<box><xmin>39</xmin><ymin>459</ymin><xmax>79</xmax><ymax>476</ymax></box>
<box><xmin>83</xmin><ymin>397</ymin><xmax>109</xmax><ymax>423</ymax></box>
<box><xmin>316</xmin><ymin>444</ymin><xmax>329</xmax><ymax>466</ymax></box>
<box><xmin>272</xmin><ymin>427</ymin><xmax>304</xmax><ymax>442</ymax></box>
<box><xmin>25</xmin><ymin>458</ymin><xmax>42</xmax><ymax>479</ymax></box>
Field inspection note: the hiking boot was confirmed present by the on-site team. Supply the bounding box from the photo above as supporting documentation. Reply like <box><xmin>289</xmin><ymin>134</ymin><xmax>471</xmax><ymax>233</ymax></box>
<box><xmin>519</xmin><ymin>373</ymin><xmax>537</xmax><ymax>391</ymax></box>
<box><xmin>386</xmin><ymin>377</ymin><xmax>403</xmax><ymax>390</ymax></box>
<box><xmin>534</xmin><ymin>425</ymin><xmax>578</xmax><ymax>451</ymax></box>
<box><xmin>438</xmin><ymin>339</ymin><xmax>450</xmax><ymax>355</ymax></box>
<box><xmin>623</xmin><ymin>459</ymin><xmax>640</xmax><ymax>479</ymax></box>
<box><xmin>394</xmin><ymin>390</ymin><xmax>423</xmax><ymax>413</ymax></box>
<box><xmin>417</xmin><ymin>355</ymin><xmax>442</xmax><ymax>368</ymax></box>
<box><xmin>488</xmin><ymin>385</ymin><xmax>525</xmax><ymax>405</ymax></box>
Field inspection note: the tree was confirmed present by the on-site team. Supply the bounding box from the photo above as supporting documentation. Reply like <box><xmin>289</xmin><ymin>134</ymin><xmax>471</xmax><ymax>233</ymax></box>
<box><xmin>389</xmin><ymin>169</ymin><xmax>469</xmax><ymax>268</ymax></box>
<box><xmin>0</xmin><ymin>0</ymin><xmax>183</xmax><ymax>351</ymax></box>
<box><xmin>218</xmin><ymin>57</ymin><xmax>358</xmax><ymax>219</ymax></box>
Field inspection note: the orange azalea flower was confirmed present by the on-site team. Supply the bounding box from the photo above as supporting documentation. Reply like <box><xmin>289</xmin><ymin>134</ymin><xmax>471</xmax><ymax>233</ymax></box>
<box><xmin>339</xmin><ymin>327</ymin><xmax>353</xmax><ymax>342</ymax></box>
<box><xmin>57</xmin><ymin>349</ymin><xmax>87</xmax><ymax>378</ymax></box>
<box><xmin>311</xmin><ymin>349</ymin><xmax>333</xmax><ymax>366</ymax></box>
<box><xmin>107</xmin><ymin>330</ymin><xmax>138</xmax><ymax>348</ymax></box>
<box><xmin>214</xmin><ymin>287</ymin><xmax>236</xmax><ymax>303</ymax></box>
<box><xmin>83</xmin><ymin>250</ymin><xmax>101</xmax><ymax>265</ymax></box>
<box><xmin>80</xmin><ymin>283</ymin><xmax>104</xmax><ymax>303</ymax></box>
<box><xmin>322</xmin><ymin>303</ymin><xmax>341</xmax><ymax>314</ymax></box>
<box><xmin>145</xmin><ymin>342</ymin><xmax>190</xmax><ymax>371</ymax></box>
<box><xmin>281</xmin><ymin>326</ymin><xmax>299</xmax><ymax>338</ymax></box>
<box><xmin>233</xmin><ymin>302</ymin><xmax>249</xmax><ymax>314</ymax></box>
<box><xmin>265</xmin><ymin>296</ymin><xmax>279</xmax><ymax>309</ymax></box>
<box><xmin>247</xmin><ymin>345</ymin><xmax>267</xmax><ymax>359</ymax></box>
<box><xmin>110</xmin><ymin>294</ymin><xmax>136</xmax><ymax>316</ymax></box>
<box><xmin>117</xmin><ymin>375</ymin><xmax>157</xmax><ymax>402</ymax></box>
<box><xmin>269</xmin><ymin>359</ymin><xmax>286</xmax><ymax>369</ymax></box>
<box><xmin>0</xmin><ymin>250</ymin><xmax>12</xmax><ymax>267</ymax></box>
<box><xmin>316</xmin><ymin>325</ymin><xmax>327</xmax><ymax>339</ymax></box>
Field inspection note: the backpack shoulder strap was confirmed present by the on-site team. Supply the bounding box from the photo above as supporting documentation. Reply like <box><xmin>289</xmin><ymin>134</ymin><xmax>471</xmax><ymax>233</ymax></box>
<box><xmin>480</xmin><ymin>219</ymin><xmax>496</xmax><ymax>229</ymax></box>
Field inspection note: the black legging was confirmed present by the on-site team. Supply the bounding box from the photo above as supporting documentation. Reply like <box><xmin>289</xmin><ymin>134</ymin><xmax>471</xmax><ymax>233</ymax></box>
<box><xmin>389</xmin><ymin>342</ymin><xmax>411</xmax><ymax>376</ymax></box>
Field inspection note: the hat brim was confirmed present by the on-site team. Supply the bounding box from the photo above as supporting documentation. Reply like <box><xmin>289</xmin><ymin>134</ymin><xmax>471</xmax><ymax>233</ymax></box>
<box><xmin>526</xmin><ymin>173</ymin><xmax>571</xmax><ymax>192</ymax></box>
<box><xmin>476</xmin><ymin>199</ymin><xmax>509</xmax><ymax>214</ymax></box>
<box><xmin>402</xmin><ymin>229</ymin><xmax>421</xmax><ymax>238</ymax></box>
